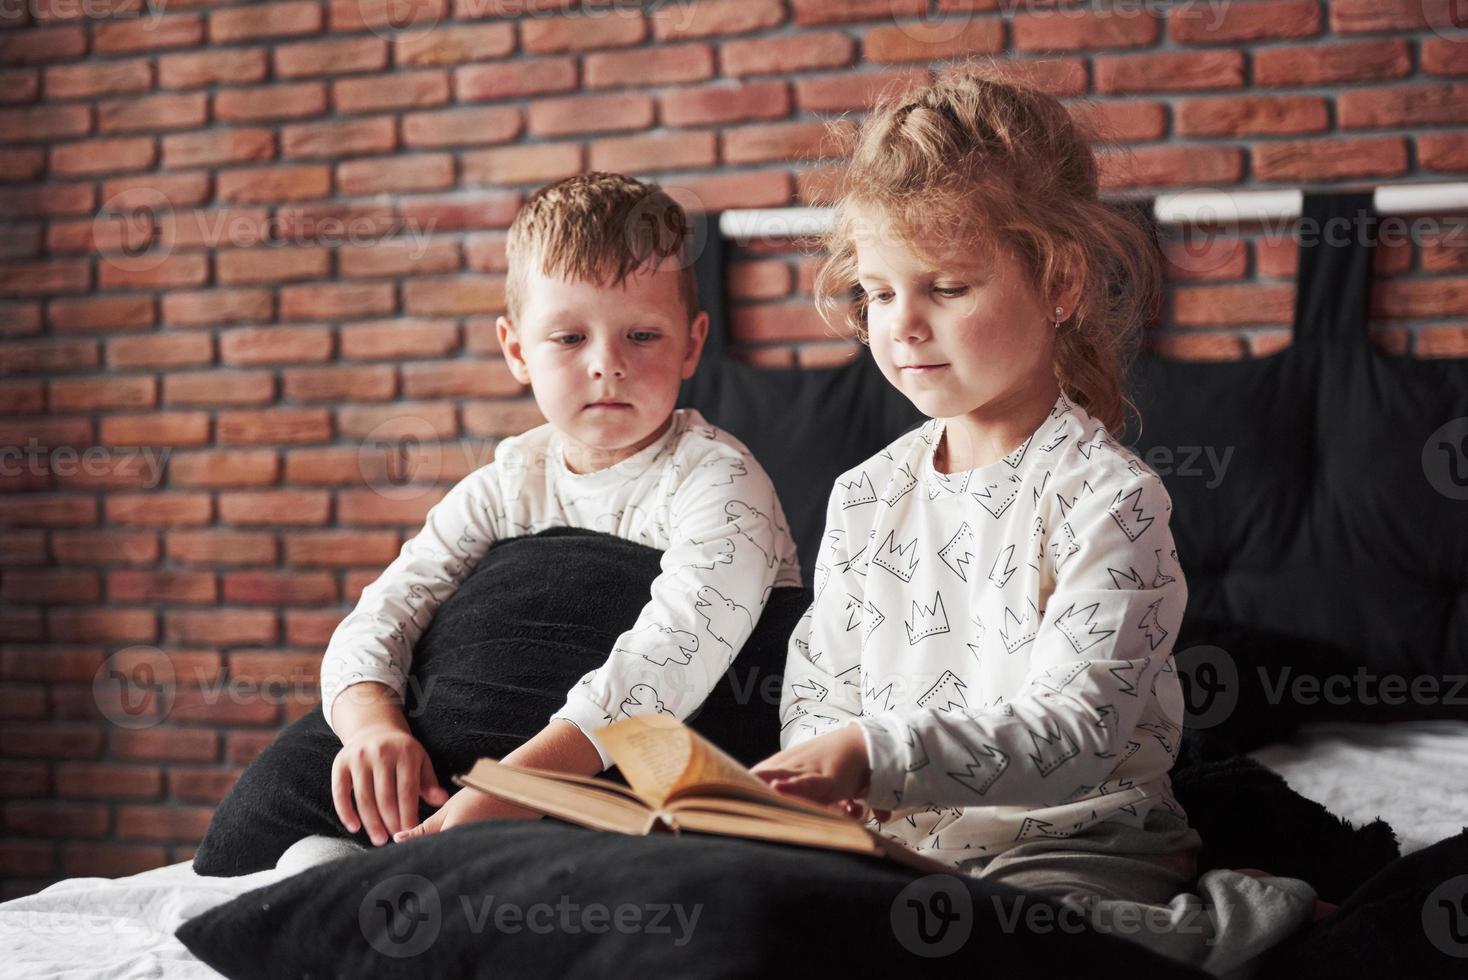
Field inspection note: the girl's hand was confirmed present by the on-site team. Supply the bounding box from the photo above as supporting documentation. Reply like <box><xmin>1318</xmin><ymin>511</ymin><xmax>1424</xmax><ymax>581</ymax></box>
<box><xmin>751</xmin><ymin>724</ymin><xmax>873</xmax><ymax>808</ymax></box>
<box><xmin>393</xmin><ymin>785</ymin><xmax>540</xmax><ymax>842</ymax></box>
<box><xmin>331</xmin><ymin>725</ymin><xmax>449</xmax><ymax>846</ymax></box>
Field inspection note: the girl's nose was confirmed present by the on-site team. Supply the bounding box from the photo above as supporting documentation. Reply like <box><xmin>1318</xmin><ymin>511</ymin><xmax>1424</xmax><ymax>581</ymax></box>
<box><xmin>893</xmin><ymin>298</ymin><xmax>928</xmax><ymax>343</ymax></box>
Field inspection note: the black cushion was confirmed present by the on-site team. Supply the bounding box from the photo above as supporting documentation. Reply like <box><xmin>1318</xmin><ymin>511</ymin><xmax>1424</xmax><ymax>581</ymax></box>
<box><xmin>178</xmin><ymin>820</ymin><xmax>1209</xmax><ymax>980</ymax></box>
<box><xmin>191</xmin><ymin>527</ymin><xmax>806</xmax><ymax>877</ymax></box>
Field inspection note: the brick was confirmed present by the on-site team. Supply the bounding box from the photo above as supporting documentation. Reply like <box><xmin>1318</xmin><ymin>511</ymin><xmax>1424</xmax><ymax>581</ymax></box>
<box><xmin>97</xmin><ymin>253</ymin><xmax>209</xmax><ymax>291</ymax></box>
<box><xmin>279</xmin><ymin>281</ymin><xmax>394</xmax><ymax>320</ymax></box>
<box><xmin>337</xmin><ymin>400</ymin><xmax>456</xmax><ymax>438</ymax></box>
<box><xmin>216</xmin><ymin>246</ymin><xmax>330</xmax><ymax>286</ymax></box>
<box><xmin>337</xmin><ymin>488</ymin><xmax>446</xmax><ymax>526</ymax></box>
<box><xmin>52</xmin><ymin>528</ymin><xmax>159</xmax><ymax>566</ymax></box>
<box><xmin>1421</xmin><ymin>134</ymin><xmax>1468</xmax><ymax>173</ymax></box>
<box><xmin>110</xmin><ymin>726</ymin><xmax>218</xmax><ymax>762</ymax></box>
<box><xmin>1418</xmin><ymin>325</ymin><xmax>1468</xmax><ymax>357</ymax></box>
<box><xmin>1161</xmin><ymin>237</ymin><xmax>1249</xmax><ymax>282</ymax></box>
<box><xmin>528</xmin><ymin>91</ymin><xmax>654</xmax><ymax>137</ymax></box>
<box><xmin>794</xmin><ymin>69</ymin><xmax>927</xmax><ymax>113</ymax></box>
<box><xmin>1339</xmin><ymin>84</ymin><xmax>1468</xmax><ymax>129</ymax></box>
<box><xmin>1174</xmin><ymin>284</ymin><xmax>1295</xmax><ymax>326</ymax></box>
<box><xmin>210</xmin><ymin>1</ymin><xmax>321</xmax><ymax>42</ymax></box>
<box><xmin>285</xmin><ymin>608</ymin><xmax>343</xmax><ymax>646</ymax></box>
<box><xmin>167</xmin><ymin>529</ymin><xmax>276</xmax><ymax>565</ymax></box>
<box><xmin>45</xmin><ymin>59</ymin><xmax>152</xmax><ymax>100</ymax></box>
<box><xmin>339</xmin><ymin>239</ymin><xmax>460</xmax><ymax>279</ymax></box>
<box><xmin>275</xmin><ymin>36</ymin><xmax>387</xmax><ymax>78</ymax></box>
<box><xmin>454</xmin><ymin>58</ymin><xmax>576</xmax><ymax>102</ymax></box>
<box><xmin>400</xmin><ymin>360</ymin><xmax>520</xmax><ymax>398</ymax></box>
<box><xmin>227</xmin><ymin>730</ymin><xmax>278</xmax><ymax>765</ymax></box>
<box><xmin>661</xmin><ymin>80</ymin><xmax>790</xmax><ymax>127</ymax></box>
<box><xmin>1329</xmin><ymin>0</ymin><xmax>1443</xmax><ymax>32</ymax></box>
<box><xmin>0</xmin><ymin>839</ymin><xmax>54</xmax><ymax>877</ymax></box>
<box><xmin>402</xmin><ymin>107</ymin><xmax>519</xmax><ymax>149</ymax></box>
<box><xmin>1</xmin><ymin>722</ymin><xmax>102</xmax><ymax>759</ymax></box>
<box><xmin>721</xmin><ymin>32</ymin><xmax>854</xmax><ymax>76</ymax></box>
<box><xmin>169</xmin><ymin>449</ymin><xmax>279</xmax><ymax>488</ymax></box>
<box><xmin>0</xmin><ymin>69</ymin><xmax>38</xmax><ymax>104</ymax></box>
<box><xmin>335</xmin><ymin>71</ymin><xmax>448</xmax><ymax>113</ymax></box>
<box><xmin>158</xmin><ymin>48</ymin><xmax>267</xmax><ymax>89</ymax></box>
<box><xmin>0</xmin><ymin>104</ymin><xmax>90</xmax><ymax>142</ymax></box>
<box><xmin>215</xmin><ymin>82</ymin><xmax>327</xmax><ymax>123</ymax></box>
<box><xmin>219</xmin><ymin>325</ymin><xmax>332</xmax><ymax>365</ymax></box>
<box><xmin>49</xmin><ymin>376</ymin><xmax>156</xmax><ymax>411</ymax></box>
<box><xmin>163</xmin><ymin>288</ymin><xmax>272</xmax><ymax>327</ymax></box>
<box><xmin>163</xmin><ymin>128</ymin><xmax>275</xmax><ymax>169</ymax></box>
<box><xmin>723</xmin><ymin>121</ymin><xmax>846</xmax><ymax>165</ymax></box>
<box><xmin>662</xmin><ymin>170</ymin><xmax>791</xmax><ymax>212</ymax></box>
<box><xmin>462</xmin><ymin>399</ymin><xmax>544</xmax><ymax>437</ymax></box>
<box><xmin>218</xmin><ymin>489</ymin><xmax>332</xmax><ymax>527</ymax></box>
<box><xmin>0</xmin><ymin>337</ymin><xmax>96</xmax><ymax>372</ymax></box>
<box><xmin>732</xmin><ymin>301</ymin><xmax>838</xmax><ymax>344</ymax></box>
<box><xmin>464</xmin><ymin>237</ymin><xmax>507</xmax><ymax>274</ymax></box>
<box><xmin>275</xmin><ymin>202</ymin><xmax>399</xmax><ymax>241</ymax></box>
<box><xmin>105</xmin><ymin>492</ymin><xmax>212</xmax><ymax>526</ymax></box>
<box><xmin>338</xmin><ymin>154</ymin><xmax>454</xmax><ymax>195</ymax></box>
<box><xmin>1373</xmin><ymin>278</ymin><xmax>1468</xmax><ymax>319</ymax></box>
<box><xmin>1095</xmin><ymin>51</ymin><xmax>1245</xmax><ymax>94</ymax></box>
<box><xmin>729</xmin><ymin>260</ymin><xmax>793</xmax><ymax>300</ymax></box>
<box><xmin>523</xmin><ymin>10</ymin><xmax>645</xmax><ymax>53</ymax></box>
<box><xmin>98</xmin><ymin>412</ymin><xmax>210</xmax><ymax>447</ymax></box>
<box><xmin>0</xmin><ymin>606</ymin><xmax>44</xmax><ymax>641</ymax></box>
<box><xmin>61</xmin><ymin>843</ymin><xmax>167</xmax><ymax>877</ymax></box>
<box><xmin>102</xmin><ymin>172</ymin><xmax>211</xmax><ymax>208</ymax></box>
<box><xmin>282</xmin><ymin>116</ymin><xmax>396</xmax><ymax>158</ymax></box>
<box><xmin>223</xmin><ymin>570</ymin><xmax>336</xmax><ymax>605</ymax></box>
<box><xmin>1253</xmin><ymin>137</ymin><xmax>1407</xmax><ymax>182</ymax></box>
<box><xmin>0</xmin><ymin>380</ymin><xmax>44</xmax><ymax>414</ymax></box>
<box><xmin>1149</xmin><ymin>332</ymin><xmax>1246</xmax><ymax>361</ymax></box>
<box><xmin>98</xmin><ymin>92</ymin><xmax>207</xmax><ymax>133</ymax></box>
<box><xmin>1423</xmin><ymin>38</ymin><xmax>1468</xmax><ymax>77</ymax></box>
<box><xmin>462</xmin><ymin>142</ymin><xmax>582</xmax><ymax>186</ymax></box>
<box><xmin>47</xmin><ymin>295</ymin><xmax>154</xmax><ymax>333</ymax></box>
<box><xmin>1177</xmin><ymin>96</ymin><xmax>1329</xmax><ymax>137</ymax></box>
<box><xmin>51</xmin><ymin>136</ymin><xmax>157</xmax><ymax>177</ymax></box>
<box><xmin>94</xmin><ymin>14</ymin><xmax>203</xmax><ymax>53</ymax></box>
<box><xmin>397</xmin><ymin>22</ymin><xmax>514</xmax><ymax>66</ymax></box>
<box><xmin>1</xmin><ymin>573</ymin><xmax>99</xmax><ymax>605</ymax></box>
<box><xmin>0</xmin><ymin>150</ymin><xmax>45</xmax><ymax>183</ymax></box>
<box><xmin>0</xmin><ymin>184</ymin><xmax>96</xmax><ymax>219</ymax></box>
<box><xmin>168</xmin><ymin>767</ymin><xmax>241</xmax><ymax>804</ymax></box>
<box><xmin>0</xmin><ymin>416</ymin><xmax>92</xmax><ymax>448</ymax></box>
<box><xmin>284</xmin><ymin>530</ymin><xmax>401</xmax><ymax>567</ymax></box>
<box><xmin>106</xmin><ymin>570</ymin><xmax>217</xmax><ymax>605</ymax></box>
<box><xmin>1013</xmin><ymin>9</ymin><xmax>1156</xmax><ymax>51</ymax></box>
<box><xmin>1071</xmin><ymin>100</ymin><xmax>1169</xmax><ymax>143</ymax></box>
<box><xmin>329</xmin><ymin>0</ymin><xmax>445</xmax><ymax>33</ymax></box>
<box><xmin>217</xmin><ymin>165</ymin><xmax>331</xmax><ymax>205</ymax></box>
<box><xmin>590</xmin><ymin>131</ymin><xmax>716</xmax><ymax>174</ymax></box>
<box><xmin>163</xmin><ymin>370</ymin><xmax>275</xmax><ymax>406</ymax></box>
<box><xmin>47</xmin><ymin>607</ymin><xmax>157</xmax><ymax>642</ymax></box>
<box><xmin>402</xmin><ymin>276</ymin><xmax>505</xmax><ymax>316</ymax></box>
<box><xmin>4</xmin><ymin>802</ymin><xmax>109</xmax><ymax>838</ymax></box>
<box><xmin>1171</xmin><ymin>0</ymin><xmax>1320</xmax><ymax>43</ymax></box>
<box><xmin>165</xmin><ymin>609</ymin><xmax>277</xmax><ymax>645</ymax></box>
<box><xmin>1255</xmin><ymin>40</ymin><xmax>1412</xmax><ymax>87</ymax></box>
<box><xmin>217</xmin><ymin>409</ymin><xmax>331</xmax><ymax>445</ymax></box>
<box><xmin>0</xmin><ymin>25</ymin><xmax>86</xmax><ymax>66</ymax></box>
<box><xmin>1100</xmin><ymin>146</ymin><xmax>1244</xmax><ymax>189</ymax></box>
<box><xmin>792</xmin><ymin>0</ymin><xmax>925</xmax><ymax>25</ymax></box>
<box><xmin>586</xmin><ymin>43</ymin><xmax>713</xmax><ymax>88</ymax></box>
<box><xmin>282</xmin><ymin>446</ymin><xmax>364</xmax><ymax>484</ymax></box>
<box><xmin>283</xmin><ymin>363</ymin><xmax>396</xmax><ymax>401</ymax></box>
<box><xmin>651</xmin><ymin>0</ymin><xmax>783</xmax><ymax>39</ymax></box>
<box><xmin>116</xmin><ymin>805</ymin><xmax>214</xmax><ymax>842</ymax></box>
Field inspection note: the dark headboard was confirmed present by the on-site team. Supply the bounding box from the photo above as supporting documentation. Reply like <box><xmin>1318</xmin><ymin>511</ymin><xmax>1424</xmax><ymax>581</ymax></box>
<box><xmin>682</xmin><ymin>197</ymin><xmax>1468</xmax><ymax>703</ymax></box>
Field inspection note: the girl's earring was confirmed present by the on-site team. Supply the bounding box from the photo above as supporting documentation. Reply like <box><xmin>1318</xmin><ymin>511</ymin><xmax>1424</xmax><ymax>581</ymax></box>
<box><xmin>1053</xmin><ymin>306</ymin><xmax>1064</xmax><ymax>326</ymax></box>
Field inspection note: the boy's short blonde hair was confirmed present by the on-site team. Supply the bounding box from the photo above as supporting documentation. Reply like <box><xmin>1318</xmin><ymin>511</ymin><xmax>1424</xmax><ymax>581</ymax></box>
<box><xmin>504</xmin><ymin>172</ymin><xmax>700</xmax><ymax>323</ymax></box>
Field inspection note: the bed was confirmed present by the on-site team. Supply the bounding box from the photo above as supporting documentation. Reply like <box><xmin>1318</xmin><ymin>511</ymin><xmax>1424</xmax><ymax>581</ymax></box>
<box><xmin>4</xmin><ymin>191</ymin><xmax>1466</xmax><ymax>978</ymax></box>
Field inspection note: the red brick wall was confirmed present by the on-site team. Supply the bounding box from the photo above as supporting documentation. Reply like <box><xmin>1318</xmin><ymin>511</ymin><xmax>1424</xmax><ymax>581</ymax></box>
<box><xmin>3</xmin><ymin>0</ymin><xmax>1468</xmax><ymax>897</ymax></box>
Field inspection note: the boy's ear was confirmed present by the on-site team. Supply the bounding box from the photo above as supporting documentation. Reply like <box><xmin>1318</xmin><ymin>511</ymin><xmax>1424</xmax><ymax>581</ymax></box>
<box><xmin>681</xmin><ymin>310</ymin><xmax>710</xmax><ymax>379</ymax></box>
<box><xmin>497</xmin><ymin>315</ymin><xmax>532</xmax><ymax>385</ymax></box>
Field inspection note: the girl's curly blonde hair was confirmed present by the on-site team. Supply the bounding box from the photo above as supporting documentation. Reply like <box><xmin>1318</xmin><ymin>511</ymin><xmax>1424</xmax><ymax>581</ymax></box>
<box><xmin>813</xmin><ymin>61</ymin><xmax>1162</xmax><ymax>435</ymax></box>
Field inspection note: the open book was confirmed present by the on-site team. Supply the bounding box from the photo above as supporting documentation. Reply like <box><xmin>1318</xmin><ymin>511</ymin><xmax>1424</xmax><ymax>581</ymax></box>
<box><xmin>453</xmin><ymin>714</ymin><xmax>949</xmax><ymax>874</ymax></box>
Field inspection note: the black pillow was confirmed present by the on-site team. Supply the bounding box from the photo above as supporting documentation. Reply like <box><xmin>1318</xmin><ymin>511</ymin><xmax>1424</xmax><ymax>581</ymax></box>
<box><xmin>178</xmin><ymin>820</ymin><xmax>1209</xmax><ymax>980</ymax></box>
<box><xmin>191</xmin><ymin>527</ymin><xmax>808</xmax><ymax>877</ymax></box>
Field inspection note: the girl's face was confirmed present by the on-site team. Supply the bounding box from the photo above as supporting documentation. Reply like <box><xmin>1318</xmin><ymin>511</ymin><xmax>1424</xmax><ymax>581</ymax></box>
<box><xmin>853</xmin><ymin>208</ymin><xmax>1066</xmax><ymax>445</ymax></box>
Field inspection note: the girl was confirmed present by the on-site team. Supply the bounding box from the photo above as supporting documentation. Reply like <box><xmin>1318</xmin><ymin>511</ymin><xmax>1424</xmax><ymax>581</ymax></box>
<box><xmin>750</xmin><ymin>65</ymin><xmax>1318</xmax><ymax>970</ymax></box>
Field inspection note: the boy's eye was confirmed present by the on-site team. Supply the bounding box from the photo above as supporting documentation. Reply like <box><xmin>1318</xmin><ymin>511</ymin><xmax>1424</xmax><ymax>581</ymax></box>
<box><xmin>630</xmin><ymin>330</ymin><xmax>659</xmax><ymax>342</ymax></box>
<box><xmin>553</xmin><ymin>333</ymin><xmax>583</xmax><ymax>346</ymax></box>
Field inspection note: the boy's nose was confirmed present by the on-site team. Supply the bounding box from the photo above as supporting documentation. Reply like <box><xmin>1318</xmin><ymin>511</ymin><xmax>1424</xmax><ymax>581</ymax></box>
<box><xmin>589</xmin><ymin>344</ymin><xmax>627</xmax><ymax>378</ymax></box>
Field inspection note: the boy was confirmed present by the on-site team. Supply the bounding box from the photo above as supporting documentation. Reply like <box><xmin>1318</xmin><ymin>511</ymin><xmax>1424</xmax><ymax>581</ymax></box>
<box><xmin>321</xmin><ymin>173</ymin><xmax>801</xmax><ymax>845</ymax></box>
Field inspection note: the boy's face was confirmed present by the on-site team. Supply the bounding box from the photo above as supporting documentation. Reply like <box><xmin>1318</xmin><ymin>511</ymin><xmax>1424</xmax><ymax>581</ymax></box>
<box><xmin>498</xmin><ymin>260</ymin><xmax>708</xmax><ymax>474</ymax></box>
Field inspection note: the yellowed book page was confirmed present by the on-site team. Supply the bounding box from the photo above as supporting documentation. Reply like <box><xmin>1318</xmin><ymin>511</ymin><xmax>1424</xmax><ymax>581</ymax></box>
<box><xmin>454</xmin><ymin>759</ymin><xmax>652</xmax><ymax>835</ymax></box>
<box><xmin>595</xmin><ymin>714</ymin><xmax>696</xmax><ymax>808</ymax></box>
<box><xmin>668</xmin><ymin>807</ymin><xmax>883</xmax><ymax>857</ymax></box>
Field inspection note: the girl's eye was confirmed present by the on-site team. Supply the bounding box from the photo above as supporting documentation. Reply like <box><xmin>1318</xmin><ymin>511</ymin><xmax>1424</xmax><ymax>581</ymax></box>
<box><xmin>935</xmin><ymin>286</ymin><xmax>968</xmax><ymax>298</ymax></box>
<box><xmin>865</xmin><ymin>290</ymin><xmax>893</xmax><ymax>304</ymax></box>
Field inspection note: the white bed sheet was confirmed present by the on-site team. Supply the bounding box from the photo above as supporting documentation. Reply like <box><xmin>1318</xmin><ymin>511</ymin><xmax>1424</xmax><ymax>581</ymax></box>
<box><xmin>1249</xmin><ymin>719</ymin><xmax>1468</xmax><ymax>856</ymax></box>
<box><xmin>4</xmin><ymin>721</ymin><xmax>1464</xmax><ymax>978</ymax></box>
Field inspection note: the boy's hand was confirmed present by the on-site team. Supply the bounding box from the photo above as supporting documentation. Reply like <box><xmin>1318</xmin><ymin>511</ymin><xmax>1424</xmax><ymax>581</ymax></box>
<box><xmin>751</xmin><ymin>724</ymin><xmax>872</xmax><ymax>808</ymax></box>
<box><xmin>393</xmin><ymin>785</ymin><xmax>541</xmax><ymax>842</ymax></box>
<box><xmin>331</xmin><ymin>724</ymin><xmax>449</xmax><ymax>846</ymax></box>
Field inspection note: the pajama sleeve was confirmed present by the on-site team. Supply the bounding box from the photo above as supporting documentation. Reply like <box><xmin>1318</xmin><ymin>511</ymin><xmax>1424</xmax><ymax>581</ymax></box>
<box><xmin>319</xmin><ymin>468</ymin><xmax>504</xmax><ymax>738</ymax></box>
<box><xmin>551</xmin><ymin>450</ymin><xmax>787</xmax><ymax>770</ymax></box>
<box><xmin>856</xmin><ymin>471</ymin><xmax>1188</xmax><ymax>811</ymax></box>
<box><xmin>777</xmin><ymin>482</ymin><xmax>866</xmax><ymax>750</ymax></box>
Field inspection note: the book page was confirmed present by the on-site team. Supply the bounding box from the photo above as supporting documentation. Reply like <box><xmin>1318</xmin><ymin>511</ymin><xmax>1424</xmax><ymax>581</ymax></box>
<box><xmin>454</xmin><ymin>759</ymin><xmax>653</xmax><ymax>835</ymax></box>
<box><xmin>596</xmin><ymin>714</ymin><xmax>695</xmax><ymax>808</ymax></box>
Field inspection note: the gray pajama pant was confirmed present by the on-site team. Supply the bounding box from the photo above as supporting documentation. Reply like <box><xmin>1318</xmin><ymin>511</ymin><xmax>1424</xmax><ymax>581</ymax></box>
<box><xmin>961</xmin><ymin>809</ymin><xmax>1318</xmax><ymax>978</ymax></box>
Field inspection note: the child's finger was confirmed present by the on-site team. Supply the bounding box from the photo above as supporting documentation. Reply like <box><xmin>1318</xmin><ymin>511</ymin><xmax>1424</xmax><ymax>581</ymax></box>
<box><xmin>419</xmin><ymin>755</ymin><xmax>448</xmax><ymax>806</ymax></box>
<box><xmin>373</xmin><ymin>759</ymin><xmax>401</xmax><ymax>837</ymax></box>
<box><xmin>353</xmin><ymin>765</ymin><xmax>388</xmax><ymax>846</ymax></box>
<box><xmin>330</xmin><ymin>757</ymin><xmax>360</xmax><ymax>833</ymax></box>
<box><xmin>396</xmin><ymin>757</ymin><xmax>419</xmax><ymax>836</ymax></box>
